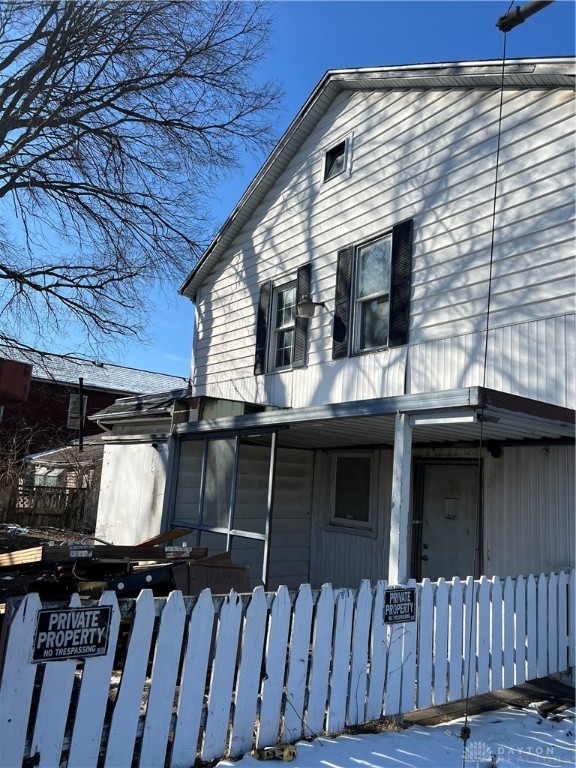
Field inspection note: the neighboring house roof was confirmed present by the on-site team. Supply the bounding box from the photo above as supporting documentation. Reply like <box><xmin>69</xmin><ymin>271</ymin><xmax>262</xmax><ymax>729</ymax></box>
<box><xmin>0</xmin><ymin>346</ymin><xmax>188</xmax><ymax>395</ymax></box>
<box><xmin>27</xmin><ymin>436</ymin><xmax>105</xmax><ymax>467</ymax></box>
<box><xmin>89</xmin><ymin>387</ymin><xmax>192</xmax><ymax>423</ymax></box>
<box><xmin>180</xmin><ymin>57</ymin><xmax>575</xmax><ymax>301</ymax></box>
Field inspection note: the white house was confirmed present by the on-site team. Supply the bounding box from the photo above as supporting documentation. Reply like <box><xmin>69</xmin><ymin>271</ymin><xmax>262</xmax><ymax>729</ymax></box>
<box><xmin>95</xmin><ymin>58</ymin><xmax>575</xmax><ymax>591</ymax></box>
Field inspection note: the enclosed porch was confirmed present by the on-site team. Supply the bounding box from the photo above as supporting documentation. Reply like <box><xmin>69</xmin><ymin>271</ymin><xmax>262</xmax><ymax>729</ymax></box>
<box><xmin>166</xmin><ymin>386</ymin><xmax>575</xmax><ymax>590</ymax></box>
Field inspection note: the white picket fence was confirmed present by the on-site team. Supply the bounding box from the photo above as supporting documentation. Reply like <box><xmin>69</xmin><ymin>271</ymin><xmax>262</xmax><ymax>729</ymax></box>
<box><xmin>0</xmin><ymin>571</ymin><xmax>574</xmax><ymax>768</ymax></box>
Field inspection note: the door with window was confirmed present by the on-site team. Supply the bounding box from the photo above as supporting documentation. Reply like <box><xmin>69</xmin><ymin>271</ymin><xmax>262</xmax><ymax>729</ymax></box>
<box><xmin>412</xmin><ymin>461</ymin><xmax>481</xmax><ymax>581</ymax></box>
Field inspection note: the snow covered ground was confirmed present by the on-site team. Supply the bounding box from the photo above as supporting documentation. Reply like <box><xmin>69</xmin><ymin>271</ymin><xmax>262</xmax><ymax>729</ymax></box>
<box><xmin>217</xmin><ymin>705</ymin><xmax>575</xmax><ymax>768</ymax></box>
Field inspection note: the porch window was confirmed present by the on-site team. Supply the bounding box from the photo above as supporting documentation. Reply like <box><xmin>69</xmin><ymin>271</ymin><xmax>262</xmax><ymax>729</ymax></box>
<box><xmin>330</xmin><ymin>452</ymin><xmax>374</xmax><ymax>531</ymax></box>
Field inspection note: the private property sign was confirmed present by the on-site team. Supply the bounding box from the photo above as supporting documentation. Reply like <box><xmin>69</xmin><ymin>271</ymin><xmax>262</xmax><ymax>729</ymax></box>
<box><xmin>384</xmin><ymin>587</ymin><xmax>416</xmax><ymax>623</ymax></box>
<box><xmin>32</xmin><ymin>606</ymin><xmax>112</xmax><ymax>662</ymax></box>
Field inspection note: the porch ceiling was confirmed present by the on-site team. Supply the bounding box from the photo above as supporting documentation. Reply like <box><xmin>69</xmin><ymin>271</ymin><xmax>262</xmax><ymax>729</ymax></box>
<box><xmin>174</xmin><ymin>387</ymin><xmax>575</xmax><ymax>450</ymax></box>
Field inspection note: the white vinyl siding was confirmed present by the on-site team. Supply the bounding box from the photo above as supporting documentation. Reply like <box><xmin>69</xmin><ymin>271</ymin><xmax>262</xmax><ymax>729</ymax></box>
<box><xmin>309</xmin><ymin>445</ymin><xmax>574</xmax><ymax>589</ymax></box>
<box><xmin>192</xmin><ymin>85</ymin><xmax>574</xmax><ymax>409</ymax></box>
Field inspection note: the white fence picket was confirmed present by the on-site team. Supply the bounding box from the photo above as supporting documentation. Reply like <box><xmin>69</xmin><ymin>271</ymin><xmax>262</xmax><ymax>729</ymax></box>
<box><xmin>202</xmin><ymin>591</ymin><xmax>243</xmax><ymax>761</ymax></box>
<box><xmin>557</xmin><ymin>571</ymin><xmax>569</xmax><ymax>673</ymax></box>
<box><xmin>417</xmin><ymin>580</ymin><xmax>433</xmax><ymax>709</ymax></box>
<box><xmin>170</xmin><ymin>590</ymin><xmax>215</xmax><ymax>768</ymax></box>
<box><xmin>366</xmin><ymin>581</ymin><xmax>387</xmax><ymax>721</ymax></box>
<box><xmin>448</xmin><ymin>577</ymin><xmax>463</xmax><ymax>701</ymax></box>
<box><xmin>327</xmin><ymin>589</ymin><xmax>354</xmax><ymax>733</ymax></box>
<box><xmin>139</xmin><ymin>590</ymin><xmax>187</xmax><ymax>768</ymax></box>
<box><xmin>537</xmin><ymin>574</ymin><xmax>548</xmax><ymax>678</ymax></box>
<box><xmin>31</xmin><ymin>593</ymin><xmax>82</xmax><ymax>768</ymax></box>
<box><xmin>0</xmin><ymin>593</ymin><xmax>42</xmax><ymax>768</ymax></box>
<box><xmin>462</xmin><ymin>577</ymin><xmax>477</xmax><ymax>699</ymax></box>
<box><xmin>282</xmin><ymin>584</ymin><xmax>313</xmax><ymax>743</ymax></box>
<box><xmin>477</xmin><ymin>576</ymin><xmax>490</xmax><ymax>695</ymax></box>
<box><xmin>547</xmin><ymin>572</ymin><xmax>559</xmax><ymax>674</ymax></box>
<box><xmin>347</xmin><ymin>579</ymin><xmax>372</xmax><ymax>725</ymax></box>
<box><xmin>3</xmin><ymin>569</ymin><xmax>573</xmax><ymax>768</ymax></box>
<box><xmin>67</xmin><ymin>591</ymin><xmax>121</xmax><ymax>768</ymax></box>
<box><xmin>514</xmin><ymin>576</ymin><xmax>526</xmax><ymax>685</ymax></box>
<box><xmin>384</xmin><ymin>622</ymin><xmax>403</xmax><ymax>716</ymax></box>
<box><xmin>433</xmin><ymin>579</ymin><xmax>449</xmax><ymax>706</ymax></box>
<box><xmin>502</xmin><ymin>577</ymin><xmax>515</xmax><ymax>689</ymax></box>
<box><xmin>526</xmin><ymin>574</ymin><xmax>537</xmax><ymax>679</ymax></box>
<box><xmin>230</xmin><ymin>587</ymin><xmax>268</xmax><ymax>756</ymax></box>
<box><xmin>490</xmin><ymin>577</ymin><xmax>503</xmax><ymax>691</ymax></box>
<box><xmin>105</xmin><ymin>590</ymin><xmax>156</xmax><ymax>768</ymax></box>
<box><xmin>257</xmin><ymin>585</ymin><xmax>292</xmax><ymax>749</ymax></box>
<box><xmin>306</xmin><ymin>584</ymin><xmax>335</xmax><ymax>734</ymax></box>
<box><xmin>400</xmin><ymin>578</ymin><xmax>418</xmax><ymax>714</ymax></box>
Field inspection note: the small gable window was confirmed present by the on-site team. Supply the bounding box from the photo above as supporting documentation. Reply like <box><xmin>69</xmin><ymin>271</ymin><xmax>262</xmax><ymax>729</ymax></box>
<box><xmin>324</xmin><ymin>140</ymin><xmax>347</xmax><ymax>182</ymax></box>
<box><xmin>332</xmin><ymin>219</ymin><xmax>414</xmax><ymax>359</ymax></box>
<box><xmin>254</xmin><ymin>264</ymin><xmax>312</xmax><ymax>375</ymax></box>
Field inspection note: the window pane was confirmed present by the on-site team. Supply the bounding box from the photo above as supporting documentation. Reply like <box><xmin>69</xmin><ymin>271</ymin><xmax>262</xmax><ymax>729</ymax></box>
<box><xmin>356</xmin><ymin>236</ymin><xmax>391</xmax><ymax>299</ymax></box>
<box><xmin>275</xmin><ymin>328</ymin><xmax>294</xmax><ymax>368</ymax></box>
<box><xmin>325</xmin><ymin>141</ymin><xmax>346</xmax><ymax>181</ymax></box>
<box><xmin>275</xmin><ymin>286</ymin><xmax>296</xmax><ymax>329</ymax></box>
<box><xmin>359</xmin><ymin>297</ymin><xmax>389</xmax><ymax>350</ymax></box>
<box><xmin>334</xmin><ymin>456</ymin><xmax>371</xmax><ymax>522</ymax></box>
<box><xmin>203</xmin><ymin>438</ymin><xmax>235</xmax><ymax>528</ymax></box>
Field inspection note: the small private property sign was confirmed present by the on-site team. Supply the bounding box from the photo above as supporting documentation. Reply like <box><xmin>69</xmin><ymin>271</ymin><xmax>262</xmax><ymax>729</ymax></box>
<box><xmin>384</xmin><ymin>587</ymin><xmax>416</xmax><ymax>624</ymax></box>
<box><xmin>32</xmin><ymin>606</ymin><xmax>112</xmax><ymax>662</ymax></box>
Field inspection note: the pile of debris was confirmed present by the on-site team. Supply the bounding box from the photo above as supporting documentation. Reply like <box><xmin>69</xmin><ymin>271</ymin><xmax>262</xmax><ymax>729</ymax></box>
<box><xmin>0</xmin><ymin>527</ymin><xmax>250</xmax><ymax>607</ymax></box>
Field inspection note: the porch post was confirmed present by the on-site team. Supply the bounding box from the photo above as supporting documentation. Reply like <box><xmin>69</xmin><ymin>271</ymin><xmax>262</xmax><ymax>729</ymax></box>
<box><xmin>388</xmin><ymin>411</ymin><xmax>413</xmax><ymax>585</ymax></box>
<box><xmin>262</xmin><ymin>430</ymin><xmax>278</xmax><ymax>589</ymax></box>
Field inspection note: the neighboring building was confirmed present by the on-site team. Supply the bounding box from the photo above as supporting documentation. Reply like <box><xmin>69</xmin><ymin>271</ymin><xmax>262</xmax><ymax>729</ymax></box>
<box><xmin>0</xmin><ymin>346</ymin><xmax>188</xmax><ymax>524</ymax></box>
<box><xmin>95</xmin><ymin>59</ymin><xmax>575</xmax><ymax>590</ymax></box>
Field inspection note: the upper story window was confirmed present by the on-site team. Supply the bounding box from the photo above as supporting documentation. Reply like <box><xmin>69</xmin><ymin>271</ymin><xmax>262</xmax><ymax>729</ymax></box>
<box><xmin>270</xmin><ymin>282</ymin><xmax>296</xmax><ymax>370</ymax></box>
<box><xmin>254</xmin><ymin>264</ymin><xmax>312</xmax><ymax>375</ymax></box>
<box><xmin>354</xmin><ymin>234</ymin><xmax>392</xmax><ymax>352</ymax></box>
<box><xmin>332</xmin><ymin>219</ymin><xmax>414</xmax><ymax>360</ymax></box>
<box><xmin>324</xmin><ymin>140</ymin><xmax>347</xmax><ymax>182</ymax></box>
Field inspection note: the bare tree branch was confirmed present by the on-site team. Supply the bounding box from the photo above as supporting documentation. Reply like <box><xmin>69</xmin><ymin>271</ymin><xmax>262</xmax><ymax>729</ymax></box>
<box><xmin>0</xmin><ymin>1</ymin><xmax>280</xmax><ymax>354</ymax></box>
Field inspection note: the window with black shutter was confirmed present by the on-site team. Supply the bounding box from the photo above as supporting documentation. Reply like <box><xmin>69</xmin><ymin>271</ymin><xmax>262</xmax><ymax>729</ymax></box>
<box><xmin>254</xmin><ymin>263</ymin><xmax>312</xmax><ymax>374</ymax></box>
<box><xmin>331</xmin><ymin>219</ymin><xmax>413</xmax><ymax>359</ymax></box>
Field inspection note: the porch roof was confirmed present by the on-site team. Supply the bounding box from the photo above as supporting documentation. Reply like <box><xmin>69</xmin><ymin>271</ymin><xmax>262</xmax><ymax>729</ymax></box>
<box><xmin>174</xmin><ymin>387</ymin><xmax>574</xmax><ymax>450</ymax></box>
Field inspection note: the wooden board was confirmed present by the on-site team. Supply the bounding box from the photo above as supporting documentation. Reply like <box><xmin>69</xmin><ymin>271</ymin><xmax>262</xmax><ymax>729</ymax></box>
<box><xmin>0</xmin><ymin>544</ymin><xmax>207</xmax><ymax>569</ymax></box>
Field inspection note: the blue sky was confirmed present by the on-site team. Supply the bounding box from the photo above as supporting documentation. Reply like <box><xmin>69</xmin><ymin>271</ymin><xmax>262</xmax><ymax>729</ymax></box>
<box><xmin>34</xmin><ymin>1</ymin><xmax>576</xmax><ymax>376</ymax></box>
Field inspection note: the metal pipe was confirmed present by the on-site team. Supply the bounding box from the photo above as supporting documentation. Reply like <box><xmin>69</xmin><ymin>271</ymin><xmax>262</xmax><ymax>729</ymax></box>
<box><xmin>78</xmin><ymin>377</ymin><xmax>84</xmax><ymax>452</ymax></box>
<box><xmin>262</xmin><ymin>430</ymin><xmax>278</xmax><ymax>589</ymax></box>
<box><xmin>496</xmin><ymin>1</ymin><xmax>554</xmax><ymax>32</ymax></box>
<box><xmin>226</xmin><ymin>436</ymin><xmax>241</xmax><ymax>553</ymax></box>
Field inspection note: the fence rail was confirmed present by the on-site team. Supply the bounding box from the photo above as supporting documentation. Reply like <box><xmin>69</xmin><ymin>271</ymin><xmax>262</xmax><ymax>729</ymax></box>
<box><xmin>0</xmin><ymin>570</ymin><xmax>574</xmax><ymax>768</ymax></box>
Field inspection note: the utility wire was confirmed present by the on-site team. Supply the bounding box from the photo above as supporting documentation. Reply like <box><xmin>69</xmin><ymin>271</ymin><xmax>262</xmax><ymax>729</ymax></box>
<box><xmin>460</xmin><ymin>14</ymin><xmax>511</xmax><ymax>768</ymax></box>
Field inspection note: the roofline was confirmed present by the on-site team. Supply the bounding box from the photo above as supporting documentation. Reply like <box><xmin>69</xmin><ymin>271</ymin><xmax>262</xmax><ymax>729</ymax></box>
<box><xmin>180</xmin><ymin>57</ymin><xmax>575</xmax><ymax>300</ymax></box>
<box><xmin>173</xmin><ymin>387</ymin><xmax>575</xmax><ymax>438</ymax></box>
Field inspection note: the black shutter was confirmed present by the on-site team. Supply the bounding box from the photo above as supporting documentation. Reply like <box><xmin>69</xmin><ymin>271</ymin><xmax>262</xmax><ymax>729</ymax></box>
<box><xmin>332</xmin><ymin>245</ymin><xmax>353</xmax><ymax>359</ymax></box>
<box><xmin>254</xmin><ymin>280</ymin><xmax>272</xmax><ymax>375</ymax></box>
<box><xmin>388</xmin><ymin>219</ymin><xmax>414</xmax><ymax>348</ymax></box>
<box><xmin>293</xmin><ymin>263</ymin><xmax>311</xmax><ymax>368</ymax></box>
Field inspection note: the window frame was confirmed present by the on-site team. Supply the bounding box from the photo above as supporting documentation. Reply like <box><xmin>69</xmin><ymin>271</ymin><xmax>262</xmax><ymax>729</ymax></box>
<box><xmin>328</xmin><ymin>450</ymin><xmax>378</xmax><ymax>535</ymax></box>
<box><xmin>268</xmin><ymin>280</ymin><xmax>297</xmax><ymax>372</ymax></box>
<box><xmin>322</xmin><ymin>135</ymin><xmax>352</xmax><ymax>184</ymax></box>
<box><xmin>352</xmin><ymin>232</ymin><xmax>393</xmax><ymax>354</ymax></box>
